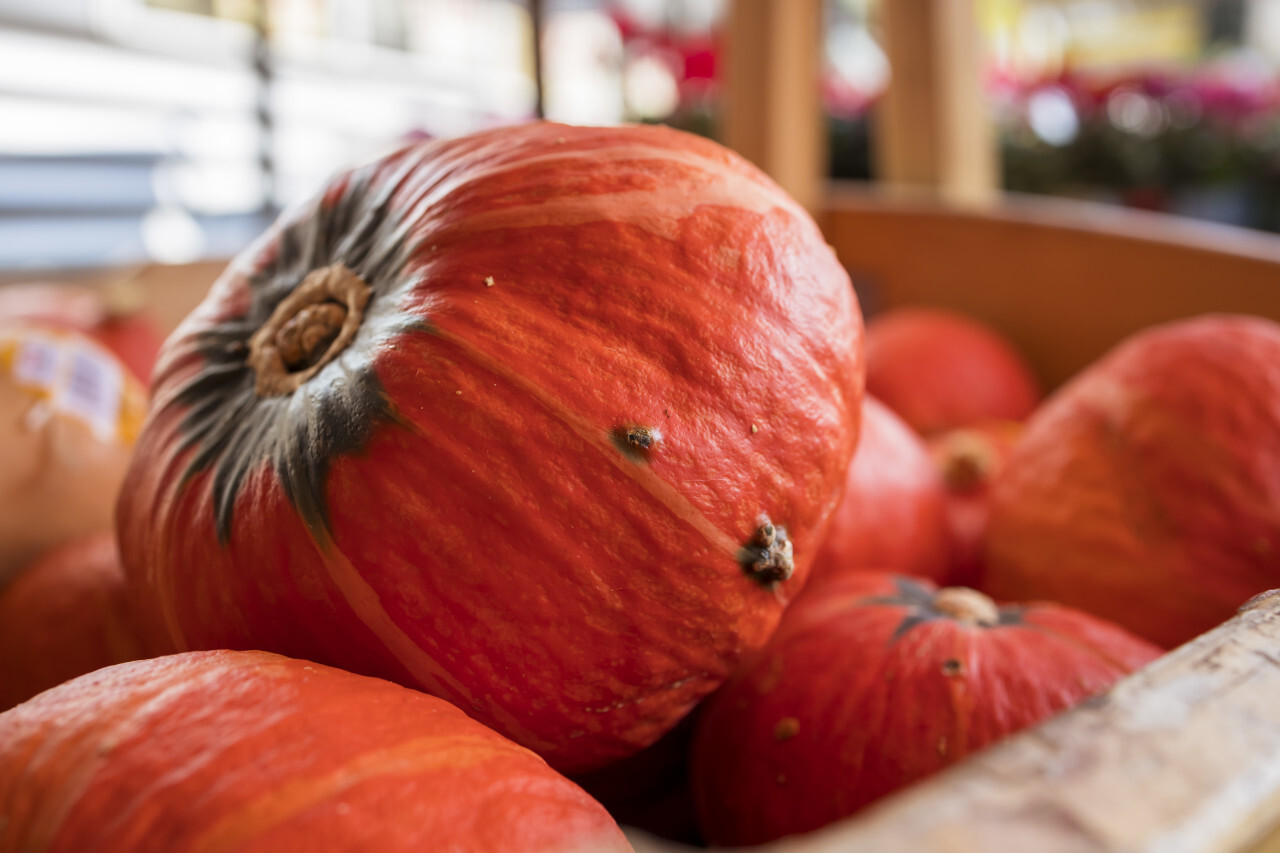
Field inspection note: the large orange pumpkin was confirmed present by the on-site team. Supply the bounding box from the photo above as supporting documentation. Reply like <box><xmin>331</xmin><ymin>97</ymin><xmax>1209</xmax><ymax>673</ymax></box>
<box><xmin>0</xmin><ymin>650</ymin><xmax>633</xmax><ymax>852</ymax></box>
<box><xmin>116</xmin><ymin>122</ymin><xmax>864</xmax><ymax>771</ymax></box>
<box><xmin>983</xmin><ymin>314</ymin><xmax>1280</xmax><ymax>648</ymax></box>
<box><xmin>689</xmin><ymin>571</ymin><xmax>1161</xmax><ymax>846</ymax></box>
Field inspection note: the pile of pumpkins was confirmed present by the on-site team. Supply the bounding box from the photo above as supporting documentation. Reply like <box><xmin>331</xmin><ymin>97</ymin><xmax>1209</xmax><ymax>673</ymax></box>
<box><xmin>2</xmin><ymin>122</ymin><xmax>1278</xmax><ymax>851</ymax></box>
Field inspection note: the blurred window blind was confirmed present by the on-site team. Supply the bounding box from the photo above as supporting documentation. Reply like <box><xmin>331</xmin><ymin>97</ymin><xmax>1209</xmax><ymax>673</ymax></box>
<box><xmin>0</xmin><ymin>0</ymin><xmax>536</xmax><ymax>272</ymax></box>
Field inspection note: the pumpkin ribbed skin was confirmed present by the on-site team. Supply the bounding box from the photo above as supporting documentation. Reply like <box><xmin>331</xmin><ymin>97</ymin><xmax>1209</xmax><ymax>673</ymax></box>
<box><xmin>117</xmin><ymin>122</ymin><xmax>863</xmax><ymax>771</ymax></box>
<box><xmin>0</xmin><ymin>651</ymin><xmax>632</xmax><ymax>853</ymax></box>
<box><xmin>811</xmin><ymin>396</ymin><xmax>950</xmax><ymax>583</ymax></box>
<box><xmin>0</xmin><ymin>533</ymin><xmax>155</xmax><ymax>710</ymax></box>
<box><xmin>689</xmin><ymin>571</ymin><xmax>1161</xmax><ymax>846</ymax></box>
<box><xmin>983</xmin><ymin>314</ymin><xmax>1280</xmax><ymax>647</ymax></box>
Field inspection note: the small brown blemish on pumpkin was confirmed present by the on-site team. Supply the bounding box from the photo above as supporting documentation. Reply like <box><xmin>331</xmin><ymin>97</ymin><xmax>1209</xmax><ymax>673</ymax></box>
<box><xmin>741</xmin><ymin>517</ymin><xmax>794</xmax><ymax>584</ymax></box>
<box><xmin>774</xmin><ymin>717</ymin><xmax>800</xmax><ymax>742</ymax></box>
<box><xmin>1255</xmin><ymin>537</ymin><xmax>1272</xmax><ymax>555</ymax></box>
<box><xmin>936</xmin><ymin>736</ymin><xmax>948</xmax><ymax>757</ymax></box>
<box><xmin>626</xmin><ymin>426</ymin><xmax>654</xmax><ymax>449</ymax></box>
<box><xmin>941</xmin><ymin>658</ymin><xmax>963</xmax><ymax>677</ymax></box>
<box><xmin>611</xmin><ymin>424</ymin><xmax>661</xmax><ymax>461</ymax></box>
<box><xmin>776</xmin><ymin>774</ymin><xmax>787</xmax><ymax>786</ymax></box>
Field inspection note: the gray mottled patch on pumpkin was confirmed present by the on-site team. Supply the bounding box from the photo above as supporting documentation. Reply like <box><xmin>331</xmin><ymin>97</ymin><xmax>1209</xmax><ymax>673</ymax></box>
<box><xmin>174</xmin><ymin>156</ymin><xmax>427</xmax><ymax>544</ymax></box>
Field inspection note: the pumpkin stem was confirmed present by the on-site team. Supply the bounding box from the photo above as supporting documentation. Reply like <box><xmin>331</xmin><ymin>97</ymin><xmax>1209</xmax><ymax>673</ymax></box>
<box><xmin>742</xmin><ymin>518</ymin><xmax>794</xmax><ymax>584</ymax></box>
<box><xmin>933</xmin><ymin>586</ymin><xmax>1000</xmax><ymax>627</ymax></box>
<box><xmin>934</xmin><ymin>429</ymin><xmax>999</xmax><ymax>492</ymax></box>
<box><xmin>248</xmin><ymin>263</ymin><xmax>372</xmax><ymax>396</ymax></box>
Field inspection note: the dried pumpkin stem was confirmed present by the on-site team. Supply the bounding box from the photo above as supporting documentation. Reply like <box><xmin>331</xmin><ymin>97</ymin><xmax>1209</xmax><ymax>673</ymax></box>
<box><xmin>248</xmin><ymin>263</ymin><xmax>372</xmax><ymax>397</ymax></box>
<box><xmin>937</xmin><ymin>429</ymin><xmax>999</xmax><ymax>492</ymax></box>
<box><xmin>933</xmin><ymin>586</ymin><xmax>1000</xmax><ymax>627</ymax></box>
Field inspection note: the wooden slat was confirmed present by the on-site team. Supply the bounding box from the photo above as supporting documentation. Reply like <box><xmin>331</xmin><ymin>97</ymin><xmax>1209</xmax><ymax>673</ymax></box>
<box><xmin>722</xmin><ymin>0</ymin><xmax>825</xmax><ymax>213</ymax></box>
<box><xmin>629</xmin><ymin>590</ymin><xmax>1280</xmax><ymax>852</ymax></box>
<box><xmin>872</xmin><ymin>0</ymin><xmax>997</xmax><ymax>203</ymax></box>
<box><xmin>821</xmin><ymin>186</ymin><xmax>1280</xmax><ymax>389</ymax></box>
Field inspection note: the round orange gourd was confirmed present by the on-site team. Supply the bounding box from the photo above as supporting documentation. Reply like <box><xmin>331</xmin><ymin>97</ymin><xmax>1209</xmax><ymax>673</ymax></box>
<box><xmin>811</xmin><ymin>396</ymin><xmax>950</xmax><ymax>583</ymax></box>
<box><xmin>0</xmin><ymin>532</ymin><xmax>154</xmax><ymax>710</ymax></box>
<box><xmin>864</xmin><ymin>307</ymin><xmax>1040</xmax><ymax>434</ymax></box>
<box><xmin>984</xmin><ymin>314</ymin><xmax>1280</xmax><ymax>647</ymax></box>
<box><xmin>689</xmin><ymin>571</ymin><xmax>1161</xmax><ymax>846</ymax></box>
<box><xmin>0</xmin><ymin>650</ymin><xmax>632</xmax><ymax>852</ymax></box>
<box><xmin>0</xmin><ymin>325</ymin><xmax>146</xmax><ymax>585</ymax></box>
<box><xmin>116</xmin><ymin>122</ymin><xmax>864</xmax><ymax>771</ymax></box>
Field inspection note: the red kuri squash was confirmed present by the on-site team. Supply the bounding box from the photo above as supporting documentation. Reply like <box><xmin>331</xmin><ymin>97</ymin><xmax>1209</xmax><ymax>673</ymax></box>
<box><xmin>0</xmin><ymin>532</ymin><xmax>155</xmax><ymax>710</ymax></box>
<box><xmin>0</xmin><ymin>325</ymin><xmax>146</xmax><ymax>585</ymax></box>
<box><xmin>864</xmin><ymin>307</ymin><xmax>1040</xmax><ymax>435</ymax></box>
<box><xmin>983</xmin><ymin>314</ymin><xmax>1280</xmax><ymax>648</ymax></box>
<box><xmin>0</xmin><ymin>650</ymin><xmax>633</xmax><ymax>852</ymax></box>
<box><xmin>811</xmin><ymin>395</ymin><xmax>950</xmax><ymax>583</ymax></box>
<box><xmin>116</xmin><ymin>122</ymin><xmax>864</xmax><ymax>771</ymax></box>
<box><xmin>689</xmin><ymin>570</ymin><xmax>1161</xmax><ymax>846</ymax></box>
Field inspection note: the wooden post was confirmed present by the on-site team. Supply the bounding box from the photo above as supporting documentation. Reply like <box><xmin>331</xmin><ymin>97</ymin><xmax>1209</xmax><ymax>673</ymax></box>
<box><xmin>872</xmin><ymin>0</ymin><xmax>998</xmax><ymax>204</ymax></box>
<box><xmin>722</xmin><ymin>0</ymin><xmax>826</xmax><ymax>213</ymax></box>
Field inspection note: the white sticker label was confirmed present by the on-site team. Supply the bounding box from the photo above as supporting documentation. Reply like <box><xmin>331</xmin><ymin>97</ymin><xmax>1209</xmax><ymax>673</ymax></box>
<box><xmin>13</xmin><ymin>337</ymin><xmax>59</xmax><ymax>390</ymax></box>
<box><xmin>57</xmin><ymin>345</ymin><xmax>123</xmax><ymax>440</ymax></box>
<box><xmin>4</xmin><ymin>331</ymin><xmax>127</xmax><ymax>442</ymax></box>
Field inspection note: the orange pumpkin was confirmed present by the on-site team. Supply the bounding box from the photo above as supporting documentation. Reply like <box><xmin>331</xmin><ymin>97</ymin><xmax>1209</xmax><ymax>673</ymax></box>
<box><xmin>864</xmin><ymin>307</ymin><xmax>1040</xmax><ymax>435</ymax></box>
<box><xmin>0</xmin><ymin>325</ymin><xmax>146</xmax><ymax>585</ymax></box>
<box><xmin>0</xmin><ymin>650</ymin><xmax>633</xmax><ymax>852</ymax></box>
<box><xmin>116</xmin><ymin>122</ymin><xmax>864</xmax><ymax>771</ymax></box>
<box><xmin>811</xmin><ymin>396</ymin><xmax>951</xmax><ymax>583</ymax></box>
<box><xmin>984</xmin><ymin>314</ymin><xmax>1280</xmax><ymax>647</ymax></box>
<box><xmin>689</xmin><ymin>571</ymin><xmax>1161</xmax><ymax>846</ymax></box>
<box><xmin>0</xmin><ymin>532</ymin><xmax>155</xmax><ymax>710</ymax></box>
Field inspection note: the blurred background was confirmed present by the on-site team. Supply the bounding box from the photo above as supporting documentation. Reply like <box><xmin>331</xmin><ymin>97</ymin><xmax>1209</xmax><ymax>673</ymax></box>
<box><xmin>3</xmin><ymin>0</ymin><xmax>1279</xmax><ymax>271</ymax></box>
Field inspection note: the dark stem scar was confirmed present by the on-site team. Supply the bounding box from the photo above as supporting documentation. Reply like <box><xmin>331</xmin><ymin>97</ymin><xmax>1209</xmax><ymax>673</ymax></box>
<box><xmin>862</xmin><ymin>576</ymin><xmax>1024</xmax><ymax>642</ymax></box>
<box><xmin>172</xmin><ymin>159</ymin><xmax>424</xmax><ymax>544</ymax></box>
<box><xmin>740</xmin><ymin>517</ymin><xmax>794</xmax><ymax>584</ymax></box>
